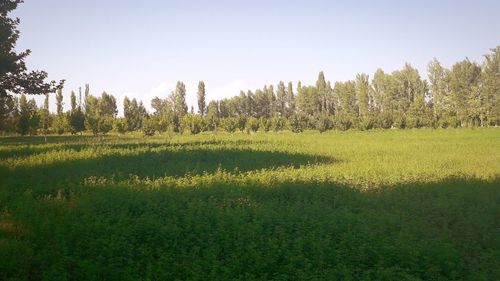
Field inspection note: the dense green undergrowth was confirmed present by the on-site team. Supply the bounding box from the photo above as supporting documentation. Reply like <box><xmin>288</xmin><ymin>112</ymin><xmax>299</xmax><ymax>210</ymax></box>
<box><xmin>1</xmin><ymin>128</ymin><xmax>499</xmax><ymax>280</ymax></box>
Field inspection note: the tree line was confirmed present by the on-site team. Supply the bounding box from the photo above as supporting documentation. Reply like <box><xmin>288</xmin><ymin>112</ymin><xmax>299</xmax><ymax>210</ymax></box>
<box><xmin>1</xmin><ymin>46</ymin><xmax>499</xmax><ymax>136</ymax></box>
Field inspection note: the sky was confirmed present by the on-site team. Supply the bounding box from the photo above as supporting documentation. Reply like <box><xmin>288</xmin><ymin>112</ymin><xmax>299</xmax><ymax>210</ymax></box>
<box><xmin>13</xmin><ymin>0</ymin><xmax>500</xmax><ymax>115</ymax></box>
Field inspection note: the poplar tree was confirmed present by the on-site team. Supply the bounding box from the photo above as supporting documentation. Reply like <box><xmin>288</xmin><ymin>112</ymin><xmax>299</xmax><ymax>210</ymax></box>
<box><xmin>197</xmin><ymin>81</ymin><xmax>206</xmax><ymax>116</ymax></box>
<box><xmin>449</xmin><ymin>59</ymin><xmax>482</xmax><ymax>126</ymax></box>
<box><xmin>56</xmin><ymin>88</ymin><xmax>63</xmax><ymax>115</ymax></box>
<box><xmin>276</xmin><ymin>81</ymin><xmax>286</xmax><ymax>117</ymax></box>
<box><xmin>355</xmin><ymin>73</ymin><xmax>370</xmax><ymax>117</ymax></box>
<box><xmin>481</xmin><ymin>46</ymin><xmax>500</xmax><ymax>126</ymax></box>
<box><xmin>172</xmin><ymin>81</ymin><xmax>188</xmax><ymax>117</ymax></box>
<box><xmin>39</xmin><ymin>93</ymin><xmax>50</xmax><ymax>141</ymax></box>
<box><xmin>286</xmin><ymin>81</ymin><xmax>295</xmax><ymax>117</ymax></box>
<box><xmin>427</xmin><ymin>58</ymin><xmax>450</xmax><ymax>124</ymax></box>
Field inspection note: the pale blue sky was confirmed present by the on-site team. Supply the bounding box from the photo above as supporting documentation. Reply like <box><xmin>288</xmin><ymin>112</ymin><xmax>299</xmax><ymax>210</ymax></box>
<box><xmin>13</xmin><ymin>0</ymin><xmax>500</xmax><ymax>114</ymax></box>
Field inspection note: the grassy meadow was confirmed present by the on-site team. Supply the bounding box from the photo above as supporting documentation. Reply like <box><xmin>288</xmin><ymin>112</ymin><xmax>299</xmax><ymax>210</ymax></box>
<box><xmin>0</xmin><ymin>128</ymin><xmax>499</xmax><ymax>280</ymax></box>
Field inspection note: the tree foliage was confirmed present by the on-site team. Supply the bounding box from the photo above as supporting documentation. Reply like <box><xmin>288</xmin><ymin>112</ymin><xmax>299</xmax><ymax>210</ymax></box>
<box><xmin>0</xmin><ymin>0</ymin><xmax>63</xmax><ymax>98</ymax></box>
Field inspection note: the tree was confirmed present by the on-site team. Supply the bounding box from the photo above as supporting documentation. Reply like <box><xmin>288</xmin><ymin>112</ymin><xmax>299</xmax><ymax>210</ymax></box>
<box><xmin>16</xmin><ymin>94</ymin><xmax>29</xmax><ymax>135</ymax></box>
<box><xmin>296</xmin><ymin>86</ymin><xmax>320</xmax><ymax>116</ymax></box>
<box><xmin>83</xmin><ymin>84</ymin><xmax>91</xmax><ymax>114</ymax></box>
<box><xmin>448</xmin><ymin>59</ymin><xmax>482</xmax><ymax>126</ymax></box>
<box><xmin>254</xmin><ymin>89</ymin><xmax>271</xmax><ymax>118</ymax></box>
<box><xmin>481</xmin><ymin>46</ymin><xmax>500</xmax><ymax>126</ymax></box>
<box><xmin>172</xmin><ymin>81</ymin><xmax>188</xmax><ymax>117</ymax></box>
<box><xmin>0</xmin><ymin>95</ymin><xmax>18</xmax><ymax>132</ymax></box>
<box><xmin>56</xmin><ymin>88</ymin><xmax>64</xmax><ymax>115</ymax></box>
<box><xmin>99</xmin><ymin>92</ymin><xmax>117</xmax><ymax>118</ymax></box>
<box><xmin>334</xmin><ymin>81</ymin><xmax>356</xmax><ymax>119</ymax></box>
<box><xmin>316</xmin><ymin>71</ymin><xmax>330</xmax><ymax>114</ymax></box>
<box><xmin>0</xmin><ymin>0</ymin><xmax>63</xmax><ymax>98</ymax></box>
<box><xmin>355</xmin><ymin>73</ymin><xmax>370</xmax><ymax>117</ymax></box>
<box><xmin>427</xmin><ymin>58</ymin><xmax>450</xmax><ymax>124</ymax></box>
<box><xmin>197</xmin><ymin>81</ymin><xmax>206</xmax><ymax>116</ymax></box>
<box><xmin>85</xmin><ymin>93</ymin><xmax>116</xmax><ymax>136</ymax></box>
<box><xmin>392</xmin><ymin>64</ymin><xmax>426</xmax><ymax>127</ymax></box>
<box><xmin>150</xmin><ymin>96</ymin><xmax>173</xmax><ymax>133</ymax></box>
<box><xmin>124</xmin><ymin>97</ymin><xmax>142</xmax><ymax>131</ymax></box>
<box><xmin>267</xmin><ymin>85</ymin><xmax>276</xmax><ymax>116</ymax></box>
<box><xmin>286</xmin><ymin>81</ymin><xmax>295</xmax><ymax>117</ymax></box>
<box><xmin>205</xmin><ymin>100</ymin><xmax>219</xmax><ymax>131</ymax></box>
<box><xmin>39</xmin><ymin>93</ymin><xmax>51</xmax><ymax>139</ymax></box>
<box><xmin>276</xmin><ymin>81</ymin><xmax>287</xmax><ymax>117</ymax></box>
<box><xmin>68</xmin><ymin>91</ymin><xmax>84</xmax><ymax>134</ymax></box>
<box><xmin>70</xmin><ymin>91</ymin><xmax>77</xmax><ymax>111</ymax></box>
<box><xmin>26</xmin><ymin>98</ymin><xmax>39</xmax><ymax>134</ymax></box>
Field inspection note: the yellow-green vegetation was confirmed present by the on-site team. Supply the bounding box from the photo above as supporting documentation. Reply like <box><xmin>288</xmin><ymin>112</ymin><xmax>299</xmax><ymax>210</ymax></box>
<box><xmin>1</xmin><ymin>128</ymin><xmax>499</xmax><ymax>280</ymax></box>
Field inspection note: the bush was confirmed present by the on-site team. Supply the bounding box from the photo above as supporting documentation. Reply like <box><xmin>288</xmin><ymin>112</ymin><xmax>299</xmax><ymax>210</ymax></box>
<box><xmin>155</xmin><ymin>114</ymin><xmax>172</xmax><ymax>133</ymax></box>
<box><xmin>181</xmin><ymin>114</ymin><xmax>203</xmax><ymax>135</ymax></box>
<box><xmin>220</xmin><ymin>117</ymin><xmax>239</xmax><ymax>133</ymax></box>
<box><xmin>246</xmin><ymin>117</ymin><xmax>259</xmax><ymax>132</ymax></box>
<box><xmin>53</xmin><ymin>115</ymin><xmax>70</xmax><ymax>135</ymax></box>
<box><xmin>98</xmin><ymin>117</ymin><xmax>113</xmax><ymax>135</ymax></box>
<box><xmin>358</xmin><ymin>116</ymin><xmax>375</xmax><ymax>131</ymax></box>
<box><xmin>376</xmin><ymin>112</ymin><xmax>393</xmax><ymax>129</ymax></box>
<box><xmin>406</xmin><ymin>115</ymin><xmax>422</xmax><ymax>129</ymax></box>
<box><xmin>113</xmin><ymin>118</ymin><xmax>127</xmax><ymax>134</ymax></box>
<box><xmin>69</xmin><ymin>109</ymin><xmax>85</xmax><ymax>134</ymax></box>
<box><xmin>259</xmin><ymin>118</ymin><xmax>271</xmax><ymax>132</ymax></box>
<box><xmin>271</xmin><ymin>116</ymin><xmax>286</xmax><ymax>132</ymax></box>
<box><xmin>237</xmin><ymin>116</ymin><xmax>247</xmax><ymax>132</ymax></box>
<box><xmin>142</xmin><ymin>117</ymin><xmax>156</xmax><ymax>136</ymax></box>
<box><xmin>288</xmin><ymin>114</ymin><xmax>304</xmax><ymax>133</ymax></box>
<box><xmin>316</xmin><ymin>114</ymin><xmax>333</xmax><ymax>133</ymax></box>
<box><xmin>393</xmin><ymin>115</ymin><xmax>406</xmax><ymax>129</ymax></box>
<box><xmin>333</xmin><ymin>113</ymin><xmax>353</xmax><ymax>131</ymax></box>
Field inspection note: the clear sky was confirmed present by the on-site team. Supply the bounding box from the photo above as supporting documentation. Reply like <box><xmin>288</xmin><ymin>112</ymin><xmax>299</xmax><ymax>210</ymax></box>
<box><xmin>13</xmin><ymin>0</ymin><xmax>500</xmax><ymax>114</ymax></box>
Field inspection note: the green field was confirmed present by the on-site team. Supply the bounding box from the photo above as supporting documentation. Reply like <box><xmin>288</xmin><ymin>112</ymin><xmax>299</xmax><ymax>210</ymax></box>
<box><xmin>1</xmin><ymin>129</ymin><xmax>499</xmax><ymax>280</ymax></box>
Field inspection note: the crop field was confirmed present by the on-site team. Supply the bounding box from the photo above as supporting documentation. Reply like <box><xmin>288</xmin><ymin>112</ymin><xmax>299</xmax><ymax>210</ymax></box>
<box><xmin>0</xmin><ymin>128</ymin><xmax>499</xmax><ymax>280</ymax></box>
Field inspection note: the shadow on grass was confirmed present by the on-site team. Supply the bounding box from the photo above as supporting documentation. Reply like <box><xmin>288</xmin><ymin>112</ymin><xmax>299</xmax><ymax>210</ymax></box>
<box><xmin>0</xmin><ymin>176</ymin><xmax>498</xmax><ymax>281</ymax></box>
<box><xmin>0</xmin><ymin>135</ymin><xmax>98</xmax><ymax>145</ymax></box>
<box><xmin>0</xmin><ymin>138</ymin><xmax>271</xmax><ymax>159</ymax></box>
<box><xmin>1</xmin><ymin>146</ymin><xmax>336</xmax><ymax>192</ymax></box>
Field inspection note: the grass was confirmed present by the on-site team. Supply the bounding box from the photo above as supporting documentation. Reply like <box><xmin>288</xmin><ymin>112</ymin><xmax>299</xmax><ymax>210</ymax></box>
<box><xmin>0</xmin><ymin>128</ymin><xmax>499</xmax><ymax>280</ymax></box>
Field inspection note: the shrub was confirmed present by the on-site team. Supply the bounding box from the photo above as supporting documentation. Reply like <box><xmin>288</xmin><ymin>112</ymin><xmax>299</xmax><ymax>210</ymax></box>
<box><xmin>98</xmin><ymin>117</ymin><xmax>113</xmax><ymax>135</ymax></box>
<box><xmin>113</xmin><ymin>118</ymin><xmax>127</xmax><ymax>134</ymax></box>
<box><xmin>271</xmin><ymin>116</ymin><xmax>286</xmax><ymax>132</ymax></box>
<box><xmin>376</xmin><ymin>112</ymin><xmax>393</xmax><ymax>129</ymax></box>
<box><xmin>181</xmin><ymin>114</ymin><xmax>203</xmax><ymax>135</ymax></box>
<box><xmin>358</xmin><ymin>116</ymin><xmax>375</xmax><ymax>131</ymax></box>
<box><xmin>142</xmin><ymin>117</ymin><xmax>156</xmax><ymax>136</ymax></box>
<box><xmin>53</xmin><ymin>114</ymin><xmax>70</xmax><ymax>135</ymax></box>
<box><xmin>288</xmin><ymin>114</ymin><xmax>304</xmax><ymax>133</ymax></box>
<box><xmin>237</xmin><ymin>116</ymin><xmax>247</xmax><ymax>132</ymax></box>
<box><xmin>246</xmin><ymin>117</ymin><xmax>259</xmax><ymax>132</ymax></box>
<box><xmin>259</xmin><ymin>118</ymin><xmax>271</xmax><ymax>132</ymax></box>
<box><xmin>316</xmin><ymin>114</ymin><xmax>333</xmax><ymax>133</ymax></box>
<box><xmin>393</xmin><ymin>115</ymin><xmax>406</xmax><ymax>129</ymax></box>
<box><xmin>333</xmin><ymin>113</ymin><xmax>353</xmax><ymax>131</ymax></box>
<box><xmin>220</xmin><ymin>117</ymin><xmax>239</xmax><ymax>133</ymax></box>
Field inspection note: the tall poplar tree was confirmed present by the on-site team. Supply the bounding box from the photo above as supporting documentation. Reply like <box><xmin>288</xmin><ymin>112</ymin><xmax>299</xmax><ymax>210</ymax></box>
<box><xmin>197</xmin><ymin>81</ymin><xmax>206</xmax><ymax>116</ymax></box>
<box><xmin>355</xmin><ymin>73</ymin><xmax>370</xmax><ymax>117</ymax></box>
